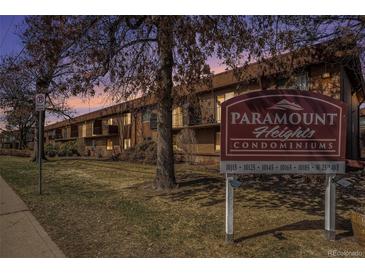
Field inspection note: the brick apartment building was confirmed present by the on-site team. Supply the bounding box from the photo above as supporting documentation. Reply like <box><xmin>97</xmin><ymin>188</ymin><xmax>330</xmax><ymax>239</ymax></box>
<box><xmin>44</xmin><ymin>41</ymin><xmax>365</xmax><ymax>163</ymax></box>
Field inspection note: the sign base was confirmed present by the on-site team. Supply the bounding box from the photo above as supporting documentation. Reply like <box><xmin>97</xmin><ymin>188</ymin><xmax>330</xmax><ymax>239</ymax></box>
<box><xmin>324</xmin><ymin>230</ymin><xmax>336</xmax><ymax>241</ymax></box>
<box><xmin>225</xmin><ymin>234</ymin><xmax>234</xmax><ymax>244</ymax></box>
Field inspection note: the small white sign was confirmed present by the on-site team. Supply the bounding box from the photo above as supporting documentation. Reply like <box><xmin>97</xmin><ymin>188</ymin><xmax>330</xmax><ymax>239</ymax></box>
<box><xmin>221</xmin><ymin>161</ymin><xmax>345</xmax><ymax>174</ymax></box>
<box><xmin>35</xmin><ymin>94</ymin><xmax>46</xmax><ymax>111</ymax></box>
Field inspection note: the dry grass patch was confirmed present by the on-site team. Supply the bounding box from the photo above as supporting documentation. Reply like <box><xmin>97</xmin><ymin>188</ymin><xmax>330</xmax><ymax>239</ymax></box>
<box><xmin>0</xmin><ymin>156</ymin><xmax>365</xmax><ymax>257</ymax></box>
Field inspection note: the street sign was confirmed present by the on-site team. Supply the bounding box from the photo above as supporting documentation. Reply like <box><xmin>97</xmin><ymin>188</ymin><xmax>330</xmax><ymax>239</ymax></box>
<box><xmin>220</xmin><ymin>90</ymin><xmax>347</xmax><ymax>174</ymax></box>
<box><xmin>220</xmin><ymin>90</ymin><xmax>348</xmax><ymax>243</ymax></box>
<box><xmin>35</xmin><ymin>93</ymin><xmax>46</xmax><ymax>112</ymax></box>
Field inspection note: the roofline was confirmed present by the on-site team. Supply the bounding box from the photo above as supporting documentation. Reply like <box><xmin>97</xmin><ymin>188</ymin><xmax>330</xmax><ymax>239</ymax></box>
<box><xmin>45</xmin><ymin>39</ymin><xmax>363</xmax><ymax>131</ymax></box>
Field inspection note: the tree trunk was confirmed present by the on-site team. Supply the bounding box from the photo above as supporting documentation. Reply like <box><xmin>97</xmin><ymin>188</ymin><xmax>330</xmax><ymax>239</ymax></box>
<box><xmin>32</xmin><ymin>110</ymin><xmax>46</xmax><ymax>162</ymax></box>
<box><xmin>19</xmin><ymin>127</ymin><xmax>25</xmax><ymax>150</ymax></box>
<box><xmin>155</xmin><ymin>17</ymin><xmax>176</xmax><ymax>189</ymax></box>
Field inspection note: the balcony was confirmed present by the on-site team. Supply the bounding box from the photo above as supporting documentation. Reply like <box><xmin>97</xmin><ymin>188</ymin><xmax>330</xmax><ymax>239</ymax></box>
<box><xmin>172</xmin><ymin>107</ymin><xmax>220</xmax><ymax>129</ymax></box>
<box><xmin>54</xmin><ymin>132</ymin><xmax>63</xmax><ymax>140</ymax></box>
<box><xmin>108</xmin><ymin>125</ymin><xmax>119</xmax><ymax>135</ymax></box>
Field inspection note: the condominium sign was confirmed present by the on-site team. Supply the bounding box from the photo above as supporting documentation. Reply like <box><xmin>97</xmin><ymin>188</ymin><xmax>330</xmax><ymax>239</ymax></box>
<box><xmin>220</xmin><ymin>90</ymin><xmax>347</xmax><ymax>174</ymax></box>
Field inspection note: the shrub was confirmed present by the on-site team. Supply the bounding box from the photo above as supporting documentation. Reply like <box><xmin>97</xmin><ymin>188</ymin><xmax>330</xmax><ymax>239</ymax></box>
<box><xmin>47</xmin><ymin>150</ymin><xmax>57</xmax><ymax>157</ymax></box>
<box><xmin>45</xmin><ymin>143</ymin><xmax>57</xmax><ymax>157</ymax></box>
<box><xmin>57</xmin><ymin>149</ymin><xmax>66</xmax><ymax>157</ymax></box>
<box><xmin>119</xmin><ymin>139</ymin><xmax>157</xmax><ymax>164</ymax></box>
<box><xmin>175</xmin><ymin>128</ymin><xmax>197</xmax><ymax>164</ymax></box>
<box><xmin>59</xmin><ymin>141</ymin><xmax>80</xmax><ymax>157</ymax></box>
<box><xmin>44</xmin><ymin>141</ymin><xmax>80</xmax><ymax>157</ymax></box>
<box><xmin>96</xmin><ymin>147</ymin><xmax>103</xmax><ymax>158</ymax></box>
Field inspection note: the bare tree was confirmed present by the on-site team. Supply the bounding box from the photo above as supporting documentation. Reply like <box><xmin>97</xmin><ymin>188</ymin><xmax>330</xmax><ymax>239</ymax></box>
<box><xmin>16</xmin><ymin>16</ymin><xmax>97</xmax><ymax>160</ymax></box>
<box><xmin>5</xmin><ymin>15</ymin><xmax>362</xmax><ymax>188</ymax></box>
<box><xmin>67</xmin><ymin>16</ymin><xmax>254</xmax><ymax>189</ymax></box>
<box><xmin>0</xmin><ymin>57</ymin><xmax>35</xmax><ymax>149</ymax></box>
<box><xmin>227</xmin><ymin>16</ymin><xmax>365</xmax><ymax>81</ymax></box>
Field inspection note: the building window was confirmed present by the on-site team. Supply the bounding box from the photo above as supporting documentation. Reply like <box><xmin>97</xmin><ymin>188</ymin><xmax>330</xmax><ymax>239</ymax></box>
<box><xmin>93</xmin><ymin>119</ymin><xmax>102</xmax><ymax>135</ymax></box>
<box><xmin>55</xmin><ymin>128</ymin><xmax>62</xmax><ymax>139</ymax></box>
<box><xmin>71</xmin><ymin>125</ymin><xmax>78</xmax><ymax>138</ymax></box>
<box><xmin>63</xmin><ymin>128</ymin><xmax>68</xmax><ymax>139</ymax></box>
<box><xmin>123</xmin><ymin>138</ymin><xmax>131</xmax><ymax>150</ymax></box>
<box><xmin>278</xmin><ymin>72</ymin><xmax>309</xmax><ymax>91</ymax></box>
<box><xmin>142</xmin><ymin>110</ymin><xmax>151</xmax><ymax>123</ymax></box>
<box><xmin>172</xmin><ymin>106</ymin><xmax>183</xmax><ymax>128</ymax></box>
<box><xmin>82</xmin><ymin>124</ymin><xmax>87</xmax><ymax>137</ymax></box>
<box><xmin>150</xmin><ymin>113</ymin><xmax>157</xmax><ymax>130</ymax></box>
<box><xmin>294</xmin><ymin>73</ymin><xmax>309</xmax><ymax>91</ymax></box>
<box><xmin>107</xmin><ymin>118</ymin><xmax>113</xmax><ymax>125</ymax></box>
<box><xmin>122</xmin><ymin>113</ymin><xmax>131</xmax><ymax>125</ymax></box>
<box><xmin>215</xmin><ymin>131</ymin><xmax>221</xmax><ymax>152</ymax></box>
<box><xmin>216</xmin><ymin>92</ymin><xmax>234</xmax><ymax>122</ymax></box>
<box><xmin>106</xmin><ymin>139</ymin><xmax>113</xmax><ymax>150</ymax></box>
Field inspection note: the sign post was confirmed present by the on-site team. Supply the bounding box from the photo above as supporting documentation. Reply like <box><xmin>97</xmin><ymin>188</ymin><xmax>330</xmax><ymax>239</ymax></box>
<box><xmin>325</xmin><ymin>174</ymin><xmax>336</xmax><ymax>240</ymax></box>
<box><xmin>225</xmin><ymin>174</ymin><xmax>234</xmax><ymax>243</ymax></box>
<box><xmin>35</xmin><ymin>93</ymin><xmax>46</xmax><ymax>195</ymax></box>
<box><xmin>220</xmin><ymin>90</ymin><xmax>347</xmax><ymax>243</ymax></box>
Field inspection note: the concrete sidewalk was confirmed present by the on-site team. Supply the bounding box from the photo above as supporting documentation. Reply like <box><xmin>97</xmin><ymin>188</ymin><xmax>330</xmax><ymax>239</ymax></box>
<box><xmin>0</xmin><ymin>176</ymin><xmax>65</xmax><ymax>257</ymax></box>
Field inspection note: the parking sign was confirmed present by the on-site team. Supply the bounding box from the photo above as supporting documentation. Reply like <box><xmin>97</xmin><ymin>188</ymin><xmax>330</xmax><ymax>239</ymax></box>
<box><xmin>35</xmin><ymin>94</ymin><xmax>46</xmax><ymax>111</ymax></box>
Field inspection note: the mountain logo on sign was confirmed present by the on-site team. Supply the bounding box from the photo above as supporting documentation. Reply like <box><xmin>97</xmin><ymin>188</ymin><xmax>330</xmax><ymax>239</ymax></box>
<box><xmin>268</xmin><ymin>99</ymin><xmax>303</xmax><ymax>111</ymax></box>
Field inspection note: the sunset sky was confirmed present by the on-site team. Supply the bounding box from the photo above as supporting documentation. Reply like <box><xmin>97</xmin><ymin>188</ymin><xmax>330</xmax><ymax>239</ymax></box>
<box><xmin>2</xmin><ymin>15</ymin><xmax>365</xmax><ymax>130</ymax></box>
<box><xmin>0</xmin><ymin>15</ymin><xmax>226</xmax><ymax>129</ymax></box>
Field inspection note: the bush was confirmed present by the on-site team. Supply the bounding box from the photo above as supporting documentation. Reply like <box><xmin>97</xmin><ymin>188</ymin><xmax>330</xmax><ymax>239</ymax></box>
<box><xmin>143</xmin><ymin>140</ymin><xmax>157</xmax><ymax>164</ymax></box>
<box><xmin>119</xmin><ymin>139</ymin><xmax>157</xmax><ymax>164</ymax></box>
<box><xmin>44</xmin><ymin>141</ymin><xmax>80</xmax><ymax>157</ymax></box>
<box><xmin>96</xmin><ymin>147</ymin><xmax>103</xmax><ymax>158</ymax></box>
<box><xmin>45</xmin><ymin>143</ymin><xmax>57</xmax><ymax>157</ymax></box>
<box><xmin>47</xmin><ymin>150</ymin><xmax>57</xmax><ymax>157</ymax></box>
<box><xmin>59</xmin><ymin>141</ymin><xmax>80</xmax><ymax>157</ymax></box>
<box><xmin>175</xmin><ymin>128</ymin><xmax>197</xmax><ymax>164</ymax></box>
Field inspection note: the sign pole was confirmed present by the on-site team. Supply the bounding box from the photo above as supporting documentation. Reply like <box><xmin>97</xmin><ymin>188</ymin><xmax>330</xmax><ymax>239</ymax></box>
<box><xmin>324</xmin><ymin>174</ymin><xmax>336</xmax><ymax>240</ymax></box>
<box><xmin>38</xmin><ymin>110</ymin><xmax>42</xmax><ymax>195</ymax></box>
<box><xmin>225</xmin><ymin>174</ymin><xmax>234</xmax><ymax>243</ymax></box>
<box><xmin>35</xmin><ymin>93</ymin><xmax>45</xmax><ymax>195</ymax></box>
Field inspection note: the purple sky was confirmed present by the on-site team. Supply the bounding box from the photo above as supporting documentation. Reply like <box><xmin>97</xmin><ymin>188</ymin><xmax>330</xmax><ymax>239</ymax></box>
<box><xmin>1</xmin><ymin>15</ymin><xmax>364</xmax><ymax>129</ymax></box>
<box><xmin>0</xmin><ymin>16</ymin><xmax>119</xmax><ymax>127</ymax></box>
<box><xmin>0</xmin><ymin>15</ymin><xmax>226</xmax><ymax>129</ymax></box>
<box><xmin>0</xmin><ymin>16</ymin><xmax>24</xmax><ymax>56</ymax></box>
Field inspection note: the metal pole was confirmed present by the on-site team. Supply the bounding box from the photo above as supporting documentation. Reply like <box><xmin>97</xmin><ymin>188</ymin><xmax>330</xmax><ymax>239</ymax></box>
<box><xmin>225</xmin><ymin>174</ymin><xmax>234</xmax><ymax>243</ymax></box>
<box><xmin>38</xmin><ymin>110</ymin><xmax>42</xmax><ymax>195</ymax></box>
<box><xmin>324</xmin><ymin>174</ymin><xmax>336</xmax><ymax>240</ymax></box>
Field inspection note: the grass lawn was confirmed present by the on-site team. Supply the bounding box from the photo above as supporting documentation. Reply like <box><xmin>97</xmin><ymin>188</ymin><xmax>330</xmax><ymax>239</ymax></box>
<box><xmin>1</xmin><ymin>156</ymin><xmax>365</xmax><ymax>257</ymax></box>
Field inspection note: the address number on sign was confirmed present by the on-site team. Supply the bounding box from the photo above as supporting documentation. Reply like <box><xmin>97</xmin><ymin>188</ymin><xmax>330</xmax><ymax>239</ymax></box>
<box><xmin>221</xmin><ymin>161</ymin><xmax>345</xmax><ymax>174</ymax></box>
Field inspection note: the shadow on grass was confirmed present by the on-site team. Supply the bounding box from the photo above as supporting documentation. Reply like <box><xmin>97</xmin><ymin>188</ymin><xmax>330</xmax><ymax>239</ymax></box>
<box><xmin>152</xmin><ymin>173</ymin><xmax>364</xmax><ymax>215</ymax></box>
<box><xmin>235</xmin><ymin>216</ymin><xmax>353</xmax><ymax>243</ymax></box>
<box><xmin>144</xmin><ymin>172</ymin><xmax>363</xmax><ymax>241</ymax></box>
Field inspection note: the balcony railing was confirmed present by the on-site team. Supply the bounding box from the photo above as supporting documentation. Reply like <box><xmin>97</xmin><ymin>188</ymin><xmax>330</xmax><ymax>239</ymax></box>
<box><xmin>172</xmin><ymin>107</ymin><xmax>220</xmax><ymax>128</ymax></box>
<box><xmin>54</xmin><ymin>134</ymin><xmax>63</xmax><ymax>140</ymax></box>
